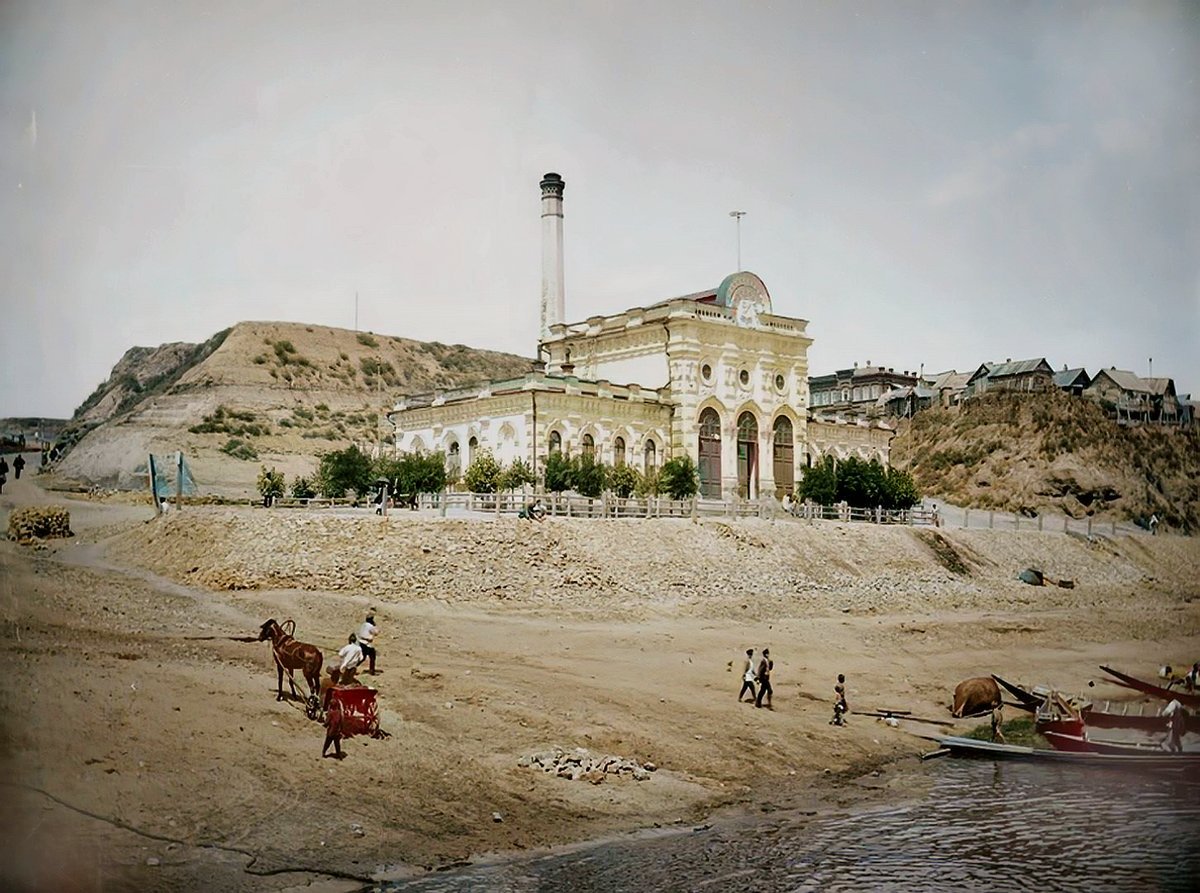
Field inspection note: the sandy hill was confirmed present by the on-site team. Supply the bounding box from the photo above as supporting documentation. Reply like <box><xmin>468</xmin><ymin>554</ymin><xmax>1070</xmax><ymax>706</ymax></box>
<box><xmin>889</xmin><ymin>390</ymin><xmax>1200</xmax><ymax>533</ymax></box>
<box><xmin>54</xmin><ymin>321</ymin><xmax>531</xmax><ymax>493</ymax></box>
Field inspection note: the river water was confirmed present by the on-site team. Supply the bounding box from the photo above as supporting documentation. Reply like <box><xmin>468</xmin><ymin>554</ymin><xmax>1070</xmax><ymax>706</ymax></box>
<box><xmin>378</xmin><ymin>759</ymin><xmax>1200</xmax><ymax>892</ymax></box>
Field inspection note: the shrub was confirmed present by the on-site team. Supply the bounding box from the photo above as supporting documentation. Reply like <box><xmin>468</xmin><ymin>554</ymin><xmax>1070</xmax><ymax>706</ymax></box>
<box><xmin>608</xmin><ymin>463</ymin><xmax>640</xmax><ymax>498</ymax></box>
<box><xmin>221</xmin><ymin>438</ymin><xmax>258</xmax><ymax>461</ymax></box>
<box><xmin>571</xmin><ymin>454</ymin><xmax>607</xmax><ymax>498</ymax></box>
<box><xmin>543</xmin><ymin>451</ymin><xmax>573</xmax><ymax>493</ymax></box>
<box><xmin>256</xmin><ymin>466</ymin><xmax>286</xmax><ymax>502</ymax></box>
<box><xmin>797</xmin><ymin>456</ymin><xmax>837</xmax><ymax>505</ymax></box>
<box><xmin>356</xmin><ymin>333</ymin><xmax>379</xmax><ymax>348</ymax></box>
<box><xmin>658</xmin><ymin>455</ymin><xmax>699</xmax><ymax>500</ymax></box>
<box><xmin>635</xmin><ymin>467</ymin><xmax>660</xmax><ymax>497</ymax></box>
<box><xmin>500</xmin><ymin>458</ymin><xmax>536</xmax><ymax>492</ymax></box>
<box><xmin>463</xmin><ymin>448</ymin><xmax>503</xmax><ymax>493</ymax></box>
<box><xmin>291</xmin><ymin>475</ymin><xmax>317</xmax><ymax>499</ymax></box>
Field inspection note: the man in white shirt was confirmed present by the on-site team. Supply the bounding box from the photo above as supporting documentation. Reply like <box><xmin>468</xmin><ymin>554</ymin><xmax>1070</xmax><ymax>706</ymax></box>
<box><xmin>356</xmin><ymin>610</ymin><xmax>379</xmax><ymax>674</ymax></box>
<box><xmin>333</xmin><ymin>633</ymin><xmax>364</xmax><ymax>684</ymax></box>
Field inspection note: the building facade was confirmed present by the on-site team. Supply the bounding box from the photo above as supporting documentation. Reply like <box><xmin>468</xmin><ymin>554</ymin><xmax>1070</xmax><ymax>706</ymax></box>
<box><xmin>388</xmin><ymin>173</ymin><xmax>893</xmax><ymax>499</ymax></box>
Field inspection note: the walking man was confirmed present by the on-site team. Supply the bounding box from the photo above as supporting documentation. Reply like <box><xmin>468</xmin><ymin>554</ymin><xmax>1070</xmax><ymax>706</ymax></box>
<box><xmin>755</xmin><ymin>648</ymin><xmax>774</xmax><ymax>709</ymax></box>
<box><xmin>738</xmin><ymin>648</ymin><xmax>757</xmax><ymax>703</ymax></box>
<box><xmin>12</xmin><ymin>454</ymin><xmax>25</xmax><ymax>479</ymax></box>
<box><xmin>331</xmin><ymin>633</ymin><xmax>364</xmax><ymax>685</ymax></box>
<box><xmin>357</xmin><ymin>609</ymin><xmax>379</xmax><ymax>674</ymax></box>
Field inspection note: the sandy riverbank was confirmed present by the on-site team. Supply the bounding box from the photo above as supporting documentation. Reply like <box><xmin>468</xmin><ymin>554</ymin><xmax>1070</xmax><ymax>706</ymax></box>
<box><xmin>1</xmin><ymin>473</ymin><xmax>1197</xmax><ymax>891</ymax></box>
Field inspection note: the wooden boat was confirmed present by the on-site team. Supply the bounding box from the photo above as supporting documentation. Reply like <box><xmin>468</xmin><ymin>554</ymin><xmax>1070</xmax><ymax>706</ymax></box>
<box><xmin>991</xmin><ymin>674</ymin><xmax>1046</xmax><ymax>711</ymax></box>
<box><xmin>1099</xmin><ymin>665</ymin><xmax>1200</xmax><ymax>710</ymax></box>
<box><xmin>937</xmin><ymin>735</ymin><xmax>1200</xmax><ymax>769</ymax></box>
<box><xmin>1037</xmin><ymin>730</ymin><xmax>1195</xmax><ymax>756</ymax></box>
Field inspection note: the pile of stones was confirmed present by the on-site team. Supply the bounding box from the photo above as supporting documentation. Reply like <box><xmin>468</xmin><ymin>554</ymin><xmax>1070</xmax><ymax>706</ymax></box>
<box><xmin>7</xmin><ymin>506</ymin><xmax>73</xmax><ymax>543</ymax></box>
<box><xmin>518</xmin><ymin>746</ymin><xmax>656</xmax><ymax>784</ymax></box>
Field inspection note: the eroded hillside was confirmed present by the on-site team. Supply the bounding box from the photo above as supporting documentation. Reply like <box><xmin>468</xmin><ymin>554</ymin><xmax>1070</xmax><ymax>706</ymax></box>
<box><xmin>54</xmin><ymin>322</ymin><xmax>530</xmax><ymax>493</ymax></box>
<box><xmin>890</xmin><ymin>390</ymin><xmax>1200</xmax><ymax>532</ymax></box>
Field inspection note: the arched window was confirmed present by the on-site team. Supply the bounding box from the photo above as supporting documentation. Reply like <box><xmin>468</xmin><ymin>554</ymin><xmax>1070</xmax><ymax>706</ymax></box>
<box><xmin>644</xmin><ymin>440</ymin><xmax>657</xmax><ymax>473</ymax></box>
<box><xmin>468</xmin><ymin>435</ymin><xmax>478</xmax><ymax>465</ymax></box>
<box><xmin>736</xmin><ymin>412</ymin><xmax>759</xmax><ymax>499</ymax></box>
<box><xmin>549</xmin><ymin>430</ymin><xmax>562</xmax><ymax>455</ymax></box>
<box><xmin>582</xmin><ymin>433</ymin><xmax>594</xmax><ymax>457</ymax></box>
<box><xmin>698</xmin><ymin>407</ymin><xmax>722</xmax><ymax>498</ymax></box>
<box><xmin>447</xmin><ymin>441</ymin><xmax>461</xmax><ymax>478</ymax></box>
<box><xmin>614</xmin><ymin>436</ymin><xmax>626</xmax><ymax>466</ymax></box>
<box><xmin>772</xmin><ymin>416</ymin><xmax>794</xmax><ymax>497</ymax></box>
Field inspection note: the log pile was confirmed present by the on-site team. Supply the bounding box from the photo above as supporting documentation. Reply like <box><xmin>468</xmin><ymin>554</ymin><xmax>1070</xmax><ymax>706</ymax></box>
<box><xmin>7</xmin><ymin>506</ymin><xmax>73</xmax><ymax>543</ymax></box>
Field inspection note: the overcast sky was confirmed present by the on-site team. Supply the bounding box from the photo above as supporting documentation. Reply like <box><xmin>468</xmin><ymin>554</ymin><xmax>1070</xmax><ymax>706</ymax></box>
<box><xmin>2</xmin><ymin>1</ymin><xmax>1197</xmax><ymax>419</ymax></box>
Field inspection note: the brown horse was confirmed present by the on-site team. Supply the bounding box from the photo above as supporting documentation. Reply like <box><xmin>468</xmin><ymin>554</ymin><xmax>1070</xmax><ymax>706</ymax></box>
<box><xmin>258</xmin><ymin>618</ymin><xmax>323</xmax><ymax>703</ymax></box>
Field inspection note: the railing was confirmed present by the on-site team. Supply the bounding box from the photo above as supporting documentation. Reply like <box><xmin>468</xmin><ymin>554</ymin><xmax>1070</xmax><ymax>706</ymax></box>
<box><xmin>210</xmin><ymin>491</ymin><xmax>1154</xmax><ymax>536</ymax></box>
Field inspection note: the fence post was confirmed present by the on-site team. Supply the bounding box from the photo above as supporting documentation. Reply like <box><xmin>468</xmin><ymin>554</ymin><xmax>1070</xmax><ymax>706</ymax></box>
<box><xmin>964</xmin><ymin>508</ymin><xmax>969</xmax><ymax>528</ymax></box>
<box><xmin>1087</xmin><ymin>517</ymin><xmax>1093</xmax><ymax>536</ymax></box>
<box><xmin>989</xmin><ymin>511</ymin><xmax>994</xmax><ymax>529</ymax></box>
<box><xmin>691</xmin><ymin>496</ymin><xmax>698</xmax><ymax>519</ymax></box>
<box><xmin>1111</xmin><ymin>520</ymin><xmax>1116</xmax><ymax>536</ymax></box>
<box><xmin>440</xmin><ymin>489</ymin><xmax>447</xmax><ymax>517</ymax></box>
<box><xmin>1064</xmin><ymin>516</ymin><xmax>1068</xmax><ymax>533</ymax></box>
<box><xmin>1038</xmin><ymin>514</ymin><xmax>1043</xmax><ymax>532</ymax></box>
<box><xmin>495</xmin><ymin>493</ymin><xmax>501</xmax><ymax>518</ymax></box>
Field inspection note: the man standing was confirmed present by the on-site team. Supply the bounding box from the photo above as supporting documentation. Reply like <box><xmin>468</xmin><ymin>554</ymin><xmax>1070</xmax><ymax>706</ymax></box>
<box><xmin>12</xmin><ymin>454</ymin><xmax>25</xmax><ymax>479</ymax></box>
<box><xmin>831</xmin><ymin>673</ymin><xmax>848</xmax><ymax>725</ymax></box>
<box><xmin>755</xmin><ymin>648</ymin><xmax>774</xmax><ymax>709</ymax></box>
<box><xmin>357</xmin><ymin>609</ymin><xmax>379</xmax><ymax>674</ymax></box>
<box><xmin>738</xmin><ymin>648</ymin><xmax>757</xmax><ymax>703</ymax></box>
<box><xmin>0</xmin><ymin>456</ymin><xmax>8</xmax><ymax>495</ymax></box>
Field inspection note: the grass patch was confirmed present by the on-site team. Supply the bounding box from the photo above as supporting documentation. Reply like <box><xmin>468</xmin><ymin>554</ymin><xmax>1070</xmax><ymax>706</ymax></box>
<box><xmin>964</xmin><ymin>716</ymin><xmax>1046</xmax><ymax>748</ymax></box>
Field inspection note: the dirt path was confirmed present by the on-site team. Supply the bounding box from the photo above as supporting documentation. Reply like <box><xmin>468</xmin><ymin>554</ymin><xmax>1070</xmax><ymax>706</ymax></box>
<box><xmin>1</xmin><ymin>477</ymin><xmax>1197</xmax><ymax>891</ymax></box>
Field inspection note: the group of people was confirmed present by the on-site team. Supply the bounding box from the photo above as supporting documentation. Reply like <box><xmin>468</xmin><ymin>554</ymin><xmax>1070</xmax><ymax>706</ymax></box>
<box><xmin>738</xmin><ymin>648</ymin><xmax>849</xmax><ymax>723</ymax></box>
<box><xmin>322</xmin><ymin>609</ymin><xmax>381</xmax><ymax>758</ymax></box>
<box><xmin>738</xmin><ymin>648</ymin><xmax>774</xmax><ymax>709</ymax></box>
<box><xmin>0</xmin><ymin>453</ymin><xmax>25</xmax><ymax>494</ymax></box>
<box><xmin>329</xmin><ymin>609</ymin><xmax>379</xmax><ymax>685</ymax></box>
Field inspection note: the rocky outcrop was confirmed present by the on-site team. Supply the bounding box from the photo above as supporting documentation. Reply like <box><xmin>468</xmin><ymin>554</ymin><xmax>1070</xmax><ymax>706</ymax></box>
<box><xmin>519</xmin><ymin>747</ymin><xmax>656</xmax><ymax>783</ymax></box>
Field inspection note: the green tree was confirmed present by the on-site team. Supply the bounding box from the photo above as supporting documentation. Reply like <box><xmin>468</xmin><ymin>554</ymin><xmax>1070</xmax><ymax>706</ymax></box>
<box><xmin>464</xmin><ymin>448</ymin><xmax>503</xmax><ymax>493</ymax></box>
<box><xmin>658</xmin><ymin>455</ymin><xmax>699</xmax><ymax>499</ymax></box>
<box><xmin>836</xmin><ymin>456</ymin><xmax>884</xmax><ymax>507</ymax></box>
<box><xmin>256</xmin><ymin>465</ymin><xmax>285</xmax><ymax>505</ymax></box>
<box><xmin>291</xmin><ymin>475</ymin><xmax>317</xmax><ymax>500</ymax></box>
<box><xmin>500</xmin><ymin>457</ymin><xmax>536</xmax><ymax>492</ymax></box>
<box><xmin>316</xmin><ymin>444</ymin><xmax>373</xmax><ymax>498</ymax></box>
<box><xmin>797</xmin><ymin>456</ymin><xmax>837</xmax><ymax>505</ymax></box>
<box><xmin>543</xmin><ymin>451</ymin><xmax>573</xmax><ymax>493</ymax></box>
<box><xmin>608</xmin><ymin>463</ymin><xmax>640</xmax><ymax>498</ymax></box>
<box><xmin>634</xmin><ymin>466</ymin><xmax>660</xmax><ymax>497</ymax></box>
<box><xmin>881</xmin><ymin>465</ymin><xmax>921</xmax><ymax>509</ymax></box>
<box><xmin>571</xmin><ymin>454</ymin><xmax>607</xmax><ymax>498</ymax></box>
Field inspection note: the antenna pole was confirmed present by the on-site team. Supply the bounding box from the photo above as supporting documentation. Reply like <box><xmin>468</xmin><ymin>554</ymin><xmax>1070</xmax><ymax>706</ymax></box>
<box><xmin>729</xmin><ymin>211</ymin><xmax>746</xmax><ymax>271</ymax></box>
<box><xmin>355</xmin><ymin>291</ymin><xmax>359</xmax><ymax>331</ymax></box>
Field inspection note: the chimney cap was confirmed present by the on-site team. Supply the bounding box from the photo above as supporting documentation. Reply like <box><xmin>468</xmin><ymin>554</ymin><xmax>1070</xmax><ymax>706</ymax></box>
<box><xmin>540</xmin><ymin>172</ymin><xmax>565</xmax><ymax>195</ymax></box>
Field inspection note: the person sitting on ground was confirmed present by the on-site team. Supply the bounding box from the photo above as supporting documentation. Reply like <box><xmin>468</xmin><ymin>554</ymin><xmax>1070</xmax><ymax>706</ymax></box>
<box><xmin>331</xmin><ymin>633</ymin><xmax>364</xmax><ymax>685</ymax></box>
<box><xmin>357</xmin><ymin>609</ymin><xmax>379</xmax><ymax>674</ymax></box>
<box><xmin>519</xmin><ymin>497</ymin><xmax>546</xmax><ymax>522</ymax></box>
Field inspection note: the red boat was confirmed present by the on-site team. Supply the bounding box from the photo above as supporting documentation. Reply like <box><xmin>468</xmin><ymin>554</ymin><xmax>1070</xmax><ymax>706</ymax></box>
<box><xmin>1099</xmin><ymin>665</ymin><xmax>1200</xmax><ymax>710</ymax></box>
<box><xmin>1039</xmin><ymin>730</ymin><xmax>1193</xmax><ymax>756</ymax></box>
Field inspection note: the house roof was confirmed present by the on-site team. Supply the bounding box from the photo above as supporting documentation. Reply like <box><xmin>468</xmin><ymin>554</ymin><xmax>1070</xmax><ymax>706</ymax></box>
<box><xmin>1053</xmin><ymin>367</ymin><xmax>1090</xmax><ymax>388</ymax></box>
<box><xmin>931</xmin><ymin>370</ymin><xmax>972</xmax><ymax>391</ymax></box>
<box><xmin>1143</xmin><ymin>377</ymin><xmax>1176</xmax><ymax>396</ymax></box>
<box><xmin>985</xmin><ymin>358</ymin><xmax>1053</xmax><ymax>378</ymax></box>
<box><xmin>1093</xmin><ymin>368</ymin><xmax>1152</xmax><ymax>394</ymax></box>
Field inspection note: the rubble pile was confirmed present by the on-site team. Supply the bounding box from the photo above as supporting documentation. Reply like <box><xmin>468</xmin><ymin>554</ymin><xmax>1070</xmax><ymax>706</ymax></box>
<box><xmin>7</xmin><ymin>506</ymin><xmax>73</xmax><ymax>543</ymax></box>
<box><xmin>518</xmin><ymin>746</ymin><xmax>656</xmax><ymax>783</ymax></box>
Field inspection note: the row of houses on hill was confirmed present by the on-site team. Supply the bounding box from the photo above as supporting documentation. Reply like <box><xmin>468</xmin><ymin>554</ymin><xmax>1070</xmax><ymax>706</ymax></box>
<box><xmin>808</xmin><ymin>359</ymin><xmax>1195</xmax><ymax>426</ymax></box>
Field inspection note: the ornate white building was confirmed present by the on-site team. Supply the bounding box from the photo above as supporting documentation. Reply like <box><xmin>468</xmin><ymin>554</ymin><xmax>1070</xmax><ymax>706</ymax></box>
<box><xmin>387</xmin><ymin>173</ymin><xmax>892</xmax><ymax>499</ymax></box>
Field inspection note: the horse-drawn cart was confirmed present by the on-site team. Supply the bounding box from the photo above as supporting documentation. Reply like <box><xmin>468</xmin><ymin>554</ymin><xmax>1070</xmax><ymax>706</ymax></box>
<box><xmin>324</xmin><ymin>685</ymin><xmax>381</xmax><ymax>738</ymax></box>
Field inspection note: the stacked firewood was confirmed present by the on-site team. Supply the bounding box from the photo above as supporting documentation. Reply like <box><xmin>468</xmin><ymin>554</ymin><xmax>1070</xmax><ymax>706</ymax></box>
<box><xmin>7</xmin><ymin>506</ymin><xmax>73</xmax><ymax>543</ymax></box>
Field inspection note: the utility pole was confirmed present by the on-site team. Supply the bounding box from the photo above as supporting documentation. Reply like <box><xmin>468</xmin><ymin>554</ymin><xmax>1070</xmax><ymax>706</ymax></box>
<box><xmin>355</xmin><ymin>291</ymin><xmax>359</xmax><ymax>332</ymax></box>
<box><xmin>1149</xmin><ymin>357</ymin><xmax>1153</xmax><ymax>378</ymax></box>
<box><xmin>729</xmin><ymin>211</ymin><xmax>746</xmax><ymax>271</ymax></box>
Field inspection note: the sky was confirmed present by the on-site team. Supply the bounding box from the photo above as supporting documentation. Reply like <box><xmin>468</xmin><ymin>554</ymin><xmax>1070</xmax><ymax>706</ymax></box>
<box><xmin>2</xmin><ymin>1</ymin><xmax>1198</xmax><ymax>419</ymax></box>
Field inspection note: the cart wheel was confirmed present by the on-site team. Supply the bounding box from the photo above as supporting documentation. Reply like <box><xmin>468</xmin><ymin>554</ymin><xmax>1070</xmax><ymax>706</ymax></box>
<box><xmin>305</xmin><ymin>694</ymin><xmax>321</xmax><ymax>720</ymax></box>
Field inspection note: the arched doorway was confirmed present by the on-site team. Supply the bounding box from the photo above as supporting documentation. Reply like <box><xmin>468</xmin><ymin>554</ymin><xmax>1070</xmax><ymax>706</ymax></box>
<box><xmin>772</xmin><ymin>416</ymin><xmax>794</xmax><ymax>497</ymax></box>
<box><xmin>614</xmin><ymin>436</ymin><xmax>626</xmax><ymax>466</ymax></box>
<box><xmin>644</xmin><ymin>440</ymin><xmax>657</xmax><ymax>474</ymax></box>
<box><xmin>736</xmin><ymin>412</ymin><xmax>758</xmax><ymax>499</ymax></box>
<box><xmin>697</xmin><ymin>408</ymin><xmax>722</xmax><ymax>498</ymax></box>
